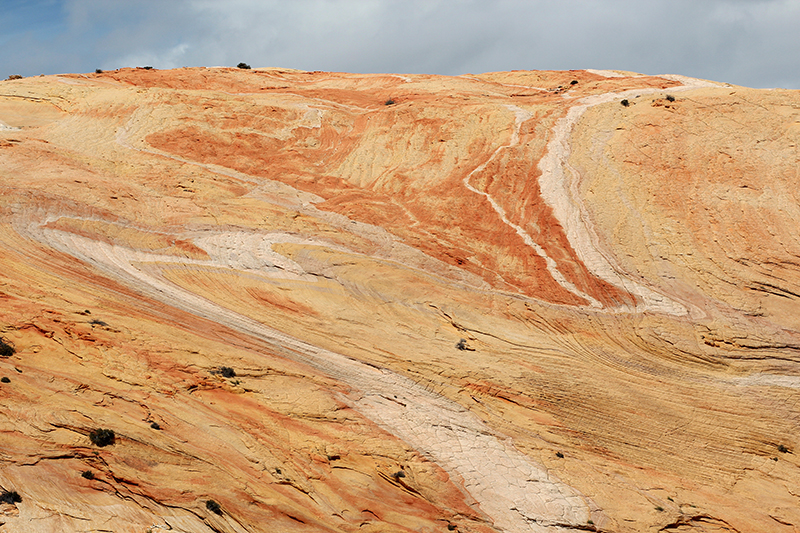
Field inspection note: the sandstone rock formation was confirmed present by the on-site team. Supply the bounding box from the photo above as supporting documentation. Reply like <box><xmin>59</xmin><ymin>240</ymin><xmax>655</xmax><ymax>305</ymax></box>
<box><xmin>1</xmin><ymin>67</ymin><xmax>799</xmax><ymax>532</ymax></box>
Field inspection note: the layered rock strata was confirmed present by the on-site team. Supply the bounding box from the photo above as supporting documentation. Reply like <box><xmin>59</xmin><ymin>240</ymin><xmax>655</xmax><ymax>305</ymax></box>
<box><xmin>1</xmin><ymin>67</ymin><xmax>799</xmax><ymax>532</ymax></box>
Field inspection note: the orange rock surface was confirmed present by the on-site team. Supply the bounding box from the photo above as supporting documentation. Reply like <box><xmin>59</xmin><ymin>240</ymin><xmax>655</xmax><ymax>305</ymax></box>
<box><xmin>1</xmin><ymin>67</ymin><xmax>799</xmax><ymax>532</ymax></box>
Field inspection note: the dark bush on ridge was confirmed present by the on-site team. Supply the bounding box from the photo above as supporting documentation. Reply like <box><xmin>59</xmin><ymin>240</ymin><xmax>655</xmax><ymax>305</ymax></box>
<box><xmin>0</xmin><ymin>490</ymin><xmax>21</xmax><ymax>504</ymax></box>
<box><xmin>89</xmin><ymin>428</ymin><xmax>115</xmax><ymax>447</ymax></box>
<box><xmin>218</xmin><ymin>367</ymin><xmax>236</xmax><ymax>378</ymax></box>
<box><xmin>206</xmin><ymin>499</ymin><xmax>223</xmax><ymax>515</ymax></box>
<box><xmin>237</xmin><ymin>62</ymin><xmax>251</xmax><ymax>69</ymax></box>
<box><xmin>0</xmin><ymin>337</ymin><xmax>15</xmax><ymax>358</ymax></box>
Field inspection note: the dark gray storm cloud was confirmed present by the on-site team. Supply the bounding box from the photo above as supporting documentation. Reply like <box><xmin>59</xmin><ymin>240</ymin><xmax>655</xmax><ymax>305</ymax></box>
<box><xmin>2</xmin><ymin>0</ymin><xmax>799</xmax><ymax>88</ymax></box>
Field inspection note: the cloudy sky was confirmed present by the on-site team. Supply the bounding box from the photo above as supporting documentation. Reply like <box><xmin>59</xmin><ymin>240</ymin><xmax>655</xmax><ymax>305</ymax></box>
<box><xmin>2</xmin><ymin>0</ymin><xmax>799</xmax><ymax>89</ymax></box>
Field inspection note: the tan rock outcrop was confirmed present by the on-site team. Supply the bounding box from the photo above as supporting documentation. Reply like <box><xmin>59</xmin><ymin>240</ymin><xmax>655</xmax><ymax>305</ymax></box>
<box><xmin>1</xmin><ymin>67</ymin><xmax>799</xmax><ymax>532</ymax></box>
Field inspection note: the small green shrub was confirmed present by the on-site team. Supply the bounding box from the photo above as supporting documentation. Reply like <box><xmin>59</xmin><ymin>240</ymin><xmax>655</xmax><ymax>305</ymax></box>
<box><xmin>95</xmin><ymin>69</ymin><xmax>103</xmax><ymax>74</ymax></box>
<box><xmin>0</xmin><ymin>490</ymin><xmax>21</xmax><ymax>504</ymax></box>
<box><xmin>570</xmin><ymin>80</ymin><xmax>578</xmax><ymax>85</ymax></box>
<box><xmin>665</xmin><ymin>94</ymin><xmax>675</xmax><ymax>102</ymax></box>
<box><xmin>237</xmin><ymin>62</ymin><xmax>251</xmax><ymax>70</ymax></box>
<box><xmin>384</xmin><ymin>98</ymin><xmax>395</xmax><ymax>105</ymax></box>
<box><xmin>778</xmin><ymin>444</ymin><xmax>789</xmax><ymax>453</ymax></box>
<box><xmin>655</xmin><ymin>506</ymin><xmax>664</xmax><ymax>512</ymax></box>
<box><xmin>1</xmin><ymin>377</ymin><xmax>9</xmax><ymax>383</ymax></box>
<box><xmin>81</xmin><ymin>470</ymin><xmax>94</xmax><ymax>479</ymax></box>
<box><xmin>6</xmin><ymin>75</ymin><xmax>23</xmax><ymax>81</ymax></box>
<box><xmin>206</xmin><ymin>499</ymin><xmax>222</xmax><ymax>515</ymax></box>
<box><xmin>392</xmin><ymin>470</ymin><xmax>405</xmax><ymax>479</ymax></box>
<box><xmin>150</xmin><ymin>421</ymin><xmax>161</xmax><ymax>430</ymax></box>
<box><xmin>0</xmin><ymin>337</ymin><xmax>15</xmax><ymax>357</ymax></box>
<box><xmin>555</xmin><ymin>451</ymin><xmax>564</xmax><ymax>458</ymax></box>
<box><xmin>89</xmin><ymin>428</ymin><xmax>115</xmax><ymax>447</ymax></box>
<box><xmin>621</xmin><ymin>99</ymin><xmax>630</xmax><ymax>107</ymax></box>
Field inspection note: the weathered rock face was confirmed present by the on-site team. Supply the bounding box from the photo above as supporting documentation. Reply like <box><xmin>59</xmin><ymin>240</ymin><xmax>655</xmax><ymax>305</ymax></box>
<box><xmin>1</xmin><ymin>67</ymin><xmax>799</xmax><ymax>532</ymax></box>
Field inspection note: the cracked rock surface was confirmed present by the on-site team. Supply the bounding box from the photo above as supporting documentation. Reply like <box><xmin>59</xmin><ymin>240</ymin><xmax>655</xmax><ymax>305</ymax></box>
<box><xmin>1</xmin><ymin>67</ymin><xmax>799</xmax><ymax>532</ymax></box>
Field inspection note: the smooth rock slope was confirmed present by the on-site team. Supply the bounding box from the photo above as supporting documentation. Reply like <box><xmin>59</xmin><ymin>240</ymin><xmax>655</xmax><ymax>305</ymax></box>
<box><xmin>1</xmin><ymin>67</ymin><xmax>799</xmax><ymax>532</ymax></box>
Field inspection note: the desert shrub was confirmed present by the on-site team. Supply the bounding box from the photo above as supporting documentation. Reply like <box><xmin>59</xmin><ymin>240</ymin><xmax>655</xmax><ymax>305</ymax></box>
<box><xmin>570</xmin><ymin>80</ymin><xmax>578</xmax><ymax>85</ymax></box>
<box><xmin>384</xmin><ymin>98</ymin><xmax>395</xmax><ymax>105</ymax></box>
<box><xmin>665</xmin><ymin>94</ymin><xmax>675</xmax><ymax>102</ymax></box>
<box><xmin>218</xmin><ymin>367</ymin><xmax>236</xmax><ymax>378</ymax></box>
<box><xmin>150</xmin><ymin>421</ymin><xmax>161</xmax><ymax>430</ymax></box>
<box><xmin>778</xmin><ymin>444</ymin><xmax>789</xmax><ymax>453</ymax></box>
<box><xmin>555</xmin><ymin>451</ymin><xmax>564</xmax><ymax>458</ymax></box>
<box><xmin>206</xmin><ymin>499</ymin><xmax>222</xmax><ymax>515</ymax></box>
<box><xmin>237</xmin><ymin>62</ymin><xmax>251</xmax><ymax>70</ymax></box>
<box><xmin>391</xmin><ymin>470</ymin><xmax>405</xmax><ymax>479</ymax></box>
<box><xmin>0</xmin><ymin>490</ymin><xmax>21</xmax><ymax>504</ymax></box>
<box><xmin>620</xmin><ymin>99</ymin><xmax>630</xmax><ymax>107</ymax></box>
<box><xmin>142</xmin><ymin>66</ymin><xmax>153</xmax><ymax>70</ymax></box>
<box><xmin>0</xmin><ymin>338</ymin><xmax>15</xmax><ymax>358</ymax></box>
<box><xmin>1</xmin><ymin>377</ymin><xmax>9</xmax><ymax>383</ymax></box>
<box><xmin>455</xmin><ymin>338</ymin><xmax>475</xmax><ymax>351</ymax></box>
<box><xmin>89</xmin><ymin>319</ymin><xmax>108</xmax><ymax>327</ymax></box>
<box><xmin>95</xmin><ymin>69</ymin><xmax>103</xmax><ymax>74</ymax></box>
<box><xmin>89</xmin><ymin>428</ymin><xmax>115</xmax><ymax>447</ymax></box>
<box><xmin>81</xmin><ymin>470</ymin><xmax>94</xmax><ymax>479</ymax></box>
<box><xmin>6</xmin><ymin>75</ymin><xmax>22</xmax><ymax>81</ymax></box>
<box><xmin>655</xmin><ymin>506</ymin><xmax>664</xmax><ymax>512</ymax></box>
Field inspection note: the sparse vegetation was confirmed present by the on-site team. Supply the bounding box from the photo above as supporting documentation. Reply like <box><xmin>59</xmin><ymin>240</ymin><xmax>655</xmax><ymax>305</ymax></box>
<box><xmin>0</xmin><ymin>337</ymin><xmax>15</xmax><ymax>357</ymax></box>
<box><xmin>1</xmin><ymin>377</ymin><xmax>9</xmax><ymax>383</ymax></box>
<box><xmin>655</xmin><ymin>506</ymin><xmax>664</xmax><ymax>512</ymax></box>
<box><xmin>237</xmin><ymin>62</ymin><xmax>251</xmax><ymax>70</ymax></box>
<box><xmin>621</xmin><ymin>99</ymin><xmax>630</xmax><ymax>107</ymax></box>
<box><xmin>95</xmin><ymin>69</ymin><xmax>103</xmax><ymax>74</ymax></box>
<box><xmin>455</xmin><ymin>338</ymin><xmax>474</xmax><ymax>351</ymax></box>
<box><xmin>570</xmin><ymin>80</ymin><xmax>578</xmax><ymax>85</ymax></box>
<box><xmin>0</xmin><ymin>490</ymin><xmax>21</xmax><ymax>504</ymax></box>
<box><xmin>665</xmin><ymin>94</ymin><xmax>675</xmax><ymax>102</ymax></box>
<box><xmin>392</xmin><ymin>470</ymin><xmax>405</xmax><ymax>479</ymax></box>
<box><xmin>778</xmin><ymin>444</ymin><xmax>790</xmax><ymax>453</ymax></box>
<box><xmin>206</xmin><ymin>499</ymin><xmax>223</xmax><ymax>515</ymax></box>
<box><xmin>89</xmin><ymin>428</ymin><xmax>115</xmax><ymax>447</ymax></box>
<box><xmin>89</xmin><ymin>319</ymin><xmax>108</xmax><ymax>327</ymax></box>
<box><xmin>81</xmin><ymin>470</ymin><xmax>94</xmax><ymax>479</ymax></box>
<box><xmin>555</xmin><ymin>451</ymin><xmax>564</xmax><ymax>458</ymax></box>
<box><xmin>587</xmin><ymin>519</ymin><xmax>594</xmax><ymax>525</ymax></box>
<box><xmin>384</xmin><ymin>98</ymin><xmax>396</xmax><ymax>105</ymax></box>
<box><xmin>218</xmin><ymin>366</ymin><xmax>236</xmax><ymax>378</ymax></box>
<box><xmin>6</xmin><ymin>75</ymin><xmax>22</xmax><ymax>81</ymax></box>
<box><xmin>150</xmin><ymin>421</ymin><xmax>161</xmax><ymax>430</ymax></box>
<box><xmin>142</xmin><ymin>66</ymin><xmax>153</xmax><ymax>70</ymax></box>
